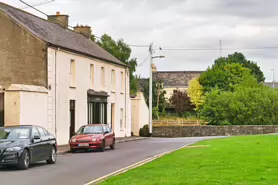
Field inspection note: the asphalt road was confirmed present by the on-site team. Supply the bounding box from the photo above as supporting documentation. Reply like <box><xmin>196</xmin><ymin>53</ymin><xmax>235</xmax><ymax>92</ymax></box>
<box><xmin>0</xmin><ymin>137</ymin><xmax>220</xmax><ymax>185</ymax></box>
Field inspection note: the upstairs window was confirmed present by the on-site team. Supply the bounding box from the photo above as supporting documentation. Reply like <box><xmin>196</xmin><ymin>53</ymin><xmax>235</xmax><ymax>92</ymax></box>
<box><xmin>101</xmin><ymin>67</ymin><xmax>105</xmax><ymax>89</ymax></box>
<box><xmin>70</xmin><ymin>59</ymin><xmax>76</xmax><ymax>87</ymax></box>
<box><xmin>90</xmin><ymin>64</ymin><xmax>94</xmax><ymax>88</ymax></box>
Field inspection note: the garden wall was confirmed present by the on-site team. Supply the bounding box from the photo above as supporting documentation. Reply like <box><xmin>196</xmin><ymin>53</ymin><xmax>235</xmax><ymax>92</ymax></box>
<box><xmin>153</xmin><ymin>125</ymin><xmax>278</xmax><ymax>137</ymax></box>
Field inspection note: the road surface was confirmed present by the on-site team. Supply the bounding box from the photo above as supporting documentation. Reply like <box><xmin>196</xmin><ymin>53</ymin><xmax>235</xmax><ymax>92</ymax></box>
<box><xmin>0</xmin><ymin>137</ymin><xmax>220</xmax><ymax>185</ymax></box>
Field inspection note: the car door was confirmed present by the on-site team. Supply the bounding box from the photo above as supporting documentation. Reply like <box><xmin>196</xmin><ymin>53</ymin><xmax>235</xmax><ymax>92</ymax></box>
<box><xmin>103</xmin><ymin>126</ymin><xmax>111</xmax><ymax>146</ymax></box>
<box><xmin>104</xmin><ymin>126</ymin><xmax>113</xmax><ymax>146</ymax></box>
<box><xmin>107</xmin><ymin>126</ymin><xmax>115</xmax><ymax>144</ymax></box>
<box><xmin>29</xmin><ymin>127</ymin><xmax>43</xmax><ymax>163</ymax></box>
<box><xmin>36</xmin><ymin>126</ymin><xmax>50</xmax><ymax>160</ymax></box>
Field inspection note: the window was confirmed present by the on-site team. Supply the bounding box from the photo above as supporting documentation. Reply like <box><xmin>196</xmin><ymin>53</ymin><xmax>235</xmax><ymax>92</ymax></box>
<box><xmin>70</xmin><ymin>59</ymin><xmax>76</xmax><ymax>87</ymax></box>
<box><xmin>121</xmin><ymin>71</ymin><xmax>124</xmax><ymax>92</ymax></box>
<box><xmin>32</xmin><ymin>127</ymin><xmax>40</xmax><ymax>137</ymax></box>
<box><xmin>77</xmin><ymin>126</ymin><xmax>103</xmax><ymax>134</ymax></box>
<box><xmin>90</xmin><ymin>64</ymin><xmax>94</xmax><ymax>88</ymax></box>
<box><xmin>37</xmin><ymin>127</ymin><xmax>46</xmax><ymax>137</ymax></box>
<box><xmin>0</xmin><ymin>128</ymin><xmax>30</xmax><ymax>139</ymax></box>
<box><xmin>120</xmin><ymin>108</ymin><xmax>123</xmax><ymax>130</ymax></box>
<box><xmin>101</xmin><ymin>67</ymin><xmax>105</xmax><ymax>89</ymax></box>
<box><xmin>103</xmin><ymin>126</ymin><xmax>109</xmax><ymax>133</ymax></box>
<box><xmin>106</xmin><ymin>126</ymin><xmax>111</xmax><ymax>133</ymax></box>
<box><xmin>111</xmin><ymin>69</ymin><xmax>115</xmax><ymax>91</ymax></box>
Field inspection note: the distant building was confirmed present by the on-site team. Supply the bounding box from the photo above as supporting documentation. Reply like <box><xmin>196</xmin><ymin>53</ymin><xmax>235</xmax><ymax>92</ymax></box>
<box><xmin>264</xmin><ymin>82</ymin><xmax>278</xmax><ymax>88</ymax></box>
<box><xmin>138</xmin><ymin>64</ymin><xmax>203</xmax><ymax>101</ymax></box>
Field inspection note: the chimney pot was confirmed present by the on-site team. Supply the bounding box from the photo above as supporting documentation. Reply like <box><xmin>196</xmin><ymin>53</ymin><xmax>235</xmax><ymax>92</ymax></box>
<box><xmin>56</xmin><ymin>11</ymin><xmax>60</xmax><ymax>15</ymax></box>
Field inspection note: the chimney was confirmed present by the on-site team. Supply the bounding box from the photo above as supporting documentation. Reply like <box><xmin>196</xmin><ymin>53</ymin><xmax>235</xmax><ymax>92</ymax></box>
<box><xmin>152</xmin><ymin>63</ymin><xmax>157</xmax><ymax>72</ymax></box>
<box><xmin>48</xmin><ymin>12</ymin><xmax>69</xmax><ymax>29</ymax></box>
<box><xmin>74</xmin><ymin>25</ymin><xmax>92</xmax><ymax>39</ymax></box>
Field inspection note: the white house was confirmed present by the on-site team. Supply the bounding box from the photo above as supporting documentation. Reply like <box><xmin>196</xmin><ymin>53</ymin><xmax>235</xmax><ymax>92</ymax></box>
<box><xmin>0</xmin><ymin>3</ymin><xmax>131</xmax><ymax>145</ymax></box>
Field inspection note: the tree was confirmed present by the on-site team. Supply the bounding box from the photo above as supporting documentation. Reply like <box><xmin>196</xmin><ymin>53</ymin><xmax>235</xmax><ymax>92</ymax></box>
<box><xmin>142</xmin><ymin>80</ymin><xmax>166</xmax><ymax>112</ymax></box>
<box><xmin>213</xmin><ymin>52</ymin><xmax>265</xmax><ymax>83</ymax></box>
<box><xmin>169</xmin><ymin>90</ymin><xmax>194</xmax><ymax>117</ymax></box>
<box><xmin>199</xmin><ymin>83</ymin><xmax>278</xmax><ymax>125</ymax></box>
<box><xmin>199</xmin><ymin>63</ymin><xmax>257</xmax><ymax>93</ymax></box>
<box><xmin>188</xmin><ymin>78</ymin><xmax>204</xmax><ymax>110</ymax></box>
<box><xmin>93</xmin><ymin>34</ymin><xmax>138</xmax><ymax>95</ymax></box>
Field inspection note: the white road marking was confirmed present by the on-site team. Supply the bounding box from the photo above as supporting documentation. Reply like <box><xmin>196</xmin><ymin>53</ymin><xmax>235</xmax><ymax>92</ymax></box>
<box><xmin>84</xmin><ymin>141</ymin><xmax>197</xmax><ymax>185</ymax></box>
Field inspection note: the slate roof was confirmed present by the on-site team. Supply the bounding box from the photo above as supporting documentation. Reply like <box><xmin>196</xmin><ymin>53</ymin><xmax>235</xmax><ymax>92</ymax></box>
<box><xmin>153</xmin><ymin>71</ymin><xmax>203</xmax><ymax>87</ymax></box>
<box><xmin>138</xmin><ymin>71</ymin><xmax>203</xmax><ymax>91</ymax></box>
<box><xmin>0</xmin><ymin>3</ymin><xmax>125</xmax><ymax>66</ymax></box>
<box><xmin>264</xmin><ymin>82</ymin><xmax>278</xmax><ymax>88</ymax></box>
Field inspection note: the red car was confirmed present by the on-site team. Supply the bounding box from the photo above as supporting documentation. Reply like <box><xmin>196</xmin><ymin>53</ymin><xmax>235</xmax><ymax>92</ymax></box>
<box><xmin>69</xmin><ymin>124</ymin><xmax>115</xmax><ymax>152</ymax></box>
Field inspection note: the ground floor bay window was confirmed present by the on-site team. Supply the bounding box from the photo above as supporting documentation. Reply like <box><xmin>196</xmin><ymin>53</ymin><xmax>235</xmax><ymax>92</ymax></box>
<box><xmin>87</xmin><ymin>90</ymin><xmax>108</xmax><ymax>125</ymax></box>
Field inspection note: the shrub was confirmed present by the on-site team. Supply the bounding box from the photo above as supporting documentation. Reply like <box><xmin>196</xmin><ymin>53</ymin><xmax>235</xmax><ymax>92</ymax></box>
<box><xmin>152</xmin><ymin>107</ymin><xmax>159</xmax><ymax>120</ymax></box>
<box><xmin>139</xmin><ymin>125</ymin><xmax>149</xmax><ymax>137</ymax></box>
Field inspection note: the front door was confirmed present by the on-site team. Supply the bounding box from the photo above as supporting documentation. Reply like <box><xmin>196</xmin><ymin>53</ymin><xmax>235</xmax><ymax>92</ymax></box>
<box><xmin>70</xmin><ymin>100</ymin><xmax>75</xmax><ymax>138</ymax></box>
<box><xmin>0</xmin><ymin>93</ymin><xmax>4</xmax><ymax>127</ymax></box>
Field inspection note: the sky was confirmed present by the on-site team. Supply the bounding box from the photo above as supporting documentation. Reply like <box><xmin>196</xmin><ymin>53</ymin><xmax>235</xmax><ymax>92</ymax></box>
<box><xmin>2</xmin><ymin>0</ymin><xmax>278</xmax><ymax>82</ymax></box>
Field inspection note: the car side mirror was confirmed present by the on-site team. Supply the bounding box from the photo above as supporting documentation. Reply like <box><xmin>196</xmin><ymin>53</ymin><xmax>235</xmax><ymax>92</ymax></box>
<box><xmin>104</xmin><ymin>131</ymin><xmax>109</xmax><ymax>134</ymax></box>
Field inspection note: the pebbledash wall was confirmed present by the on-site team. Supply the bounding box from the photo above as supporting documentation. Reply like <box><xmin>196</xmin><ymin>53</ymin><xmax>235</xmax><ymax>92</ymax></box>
<box><xmin>47</xmin><ymin>47</ymin><xmax>131</xmax><ymax>145</ymax></box>
<box><xmin>153</xmin><ymin>125</ymin><xmax>278</xmax><ymax>137</ymax></box>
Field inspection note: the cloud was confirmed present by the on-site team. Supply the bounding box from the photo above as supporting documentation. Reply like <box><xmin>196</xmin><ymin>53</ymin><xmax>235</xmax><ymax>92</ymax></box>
<box><xmin>2</xmin><ymin>0</ymin><xmax>278</xmax><ymax>81</ymax></box>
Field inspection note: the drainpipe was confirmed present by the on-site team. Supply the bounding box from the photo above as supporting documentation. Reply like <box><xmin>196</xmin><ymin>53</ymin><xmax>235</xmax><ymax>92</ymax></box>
<box><xmin>54</xmin><ymin>48</ymin><xmax>59</xmax><ymax>137</ymax></box>
<box><xmin>125</xmin><ymin>67</ymin><xmax>127</xmax><ymax>137</ymax></box>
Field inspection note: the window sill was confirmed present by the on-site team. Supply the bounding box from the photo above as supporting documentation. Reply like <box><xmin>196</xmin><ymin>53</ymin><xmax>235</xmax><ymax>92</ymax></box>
<box><xmin>111</xmin><ymin>90</ymin><xmax>116</xmax><ymax>93</ymax></box>
<box><xmin>120</xmin><ymin>92</ymin><xmax>124</xmax><ymax>95</ymax></box>
<box><xmin>70</xmin><ymin>86</ymin><xmax>76</xmax><ymax>89</ymax></box>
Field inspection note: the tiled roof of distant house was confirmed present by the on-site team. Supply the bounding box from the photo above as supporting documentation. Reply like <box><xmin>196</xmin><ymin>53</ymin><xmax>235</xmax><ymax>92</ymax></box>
<box><xmin>153</xmin><ymin>71</ymin><xmax>203</xmax><ymax>87</ymax></box>
<box><xmin>264</xmin><ymin>82</ymin><xmax>278</xmax><ymax>88</ymax></box>
<box><xmin>138</xmin><ymin>71</ymin><xmax>203</xmax><ymax>91</ymax></box>
<box><xmin>0</xmin><ymin>2</ymin><xmax>125</xmax><ymax>66</ymax></box>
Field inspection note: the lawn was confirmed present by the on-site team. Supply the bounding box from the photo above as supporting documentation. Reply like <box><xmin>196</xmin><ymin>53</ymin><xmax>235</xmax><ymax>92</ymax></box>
<box><xmin>101</xmin><ymin>135</ymin><xmax>278</xmax><ymax>185</ymax></box>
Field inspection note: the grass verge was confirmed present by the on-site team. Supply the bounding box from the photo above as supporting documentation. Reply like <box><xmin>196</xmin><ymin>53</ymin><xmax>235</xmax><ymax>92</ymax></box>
<box><xmin>100</xmin><ymin>135</ymin><xmax>278</xmax><ymax>185</ymax></box>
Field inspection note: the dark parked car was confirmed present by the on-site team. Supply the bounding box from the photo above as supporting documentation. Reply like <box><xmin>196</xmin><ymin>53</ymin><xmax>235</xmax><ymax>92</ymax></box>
<box><xmin>69</xmin><ymin>124</ymin><xmax>115</xmax><ymax>152</ymax></box>
<box><xmin>0</xmin><ymin>125</ymin><xmax>57</xmax><ymax>170</ymax></box>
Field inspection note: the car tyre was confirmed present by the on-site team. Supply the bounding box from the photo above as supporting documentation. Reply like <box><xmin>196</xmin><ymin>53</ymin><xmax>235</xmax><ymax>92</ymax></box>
<box><xmin>100</xmin><ymin>140</ymin><xmax>105</xmax><ymax>152</ymax></box>
<box><xmin>70</xmin><ymin>149</ymin><xmax>77</xmax><ymax>153</ymax></box>
<box><xmin>46</xmin><ymin>146</ymin><xmax>57</xmax><ymax>164</ymax></box>
<box><xmin>18</xmin><ymin>149</ymin><xmax>30</xmax><ymax>170</ymax></box>
<box><xmin>110</xmin><ymin>139</ymin><xmax>115</xmax><ymax>150</ymax></box>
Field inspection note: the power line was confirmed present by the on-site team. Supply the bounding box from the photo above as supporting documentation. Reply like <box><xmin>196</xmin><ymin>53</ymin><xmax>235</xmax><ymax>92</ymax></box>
<box><xmin>137</xmin><ymin>54</ymin><xmax>150</xmax><ymax>67</ymax></box>
<box><xmin>21</xmin><ymin>0</ymin><xmax>55</xmax><ymax>9</ymax></box>
<box><xmin>155</xmin><ymin>46</ymin><xmax>278</xmax><ymax>51</ymax></box>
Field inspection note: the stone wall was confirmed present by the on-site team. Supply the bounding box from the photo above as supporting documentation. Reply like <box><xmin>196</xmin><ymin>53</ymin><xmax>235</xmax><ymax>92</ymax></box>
<box><xmin>153</xmin><ymin>125</ymin><xmax>278</xmax><ymax>137</ymax></box>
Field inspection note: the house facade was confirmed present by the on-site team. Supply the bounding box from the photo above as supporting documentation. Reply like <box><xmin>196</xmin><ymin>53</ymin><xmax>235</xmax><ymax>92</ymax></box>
<box><xmin>0</xmin><ymin>3</ymin><xmax>131</xmax><ymax>145</ymax></box>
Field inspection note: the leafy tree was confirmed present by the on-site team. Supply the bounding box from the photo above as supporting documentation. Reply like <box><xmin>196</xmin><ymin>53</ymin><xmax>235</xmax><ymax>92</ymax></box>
<box><xmin>199</xmin><ymin>82</ymin><xmax>278</xmax><ymax>125</ymax></box>
<box><xmin>188</xmin><ymin>78</ymin><xmax>204</xmax><ymax>110</ymax></box>
<box><xmin>199</xmin><ymin>63</ymin><xmax>257</xmax><ymax>92</ymax></box>
<box><xmin>93</xmin><ymin>34</ymin><xmax>138</xmax><ymax>95</ymax></box>
<box><xmin>169</xmin><ymin>90</ymin><xmax>194</xmax><ymax>117</ymax></box>
<box><xmin>142</xmin><ymin>80</ymin><xmax>166</xmax><ymax>112</ymax></box>
<box><xmin>213</xmin><ymin>52</ymin><xmax>265</xmax><ymax>83</ymax></box>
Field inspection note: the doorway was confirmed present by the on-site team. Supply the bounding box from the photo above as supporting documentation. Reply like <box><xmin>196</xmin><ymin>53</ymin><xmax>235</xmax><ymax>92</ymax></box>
<box><xmin>111</xmin><ymin>103</ymin><xmax>115</xmax><ymax>132</ymax></box>
<box><xmin>0</xmin><ymin>93</ymin><xmax>4</xmax><ymax>127</ymax></box>
<box><xmin>70</xmin><ymin>100</ymin><xmax>75</xmax><ymax>138</ymax></box>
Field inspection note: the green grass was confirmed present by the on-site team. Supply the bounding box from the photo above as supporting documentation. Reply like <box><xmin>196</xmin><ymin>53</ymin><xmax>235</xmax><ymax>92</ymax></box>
<box><xmin>100</xmin><ymin>135</ymin><xmax>278</xmax><ymax>185</ymax></box>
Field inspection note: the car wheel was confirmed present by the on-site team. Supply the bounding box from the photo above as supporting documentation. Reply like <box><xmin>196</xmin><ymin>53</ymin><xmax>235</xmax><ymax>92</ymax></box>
<box><xmin>70</xmin><ymin>149</ymin><xmax>77</xmax><ymax>153</ymax></box>
<box><xmin>18</xmin><ymin>149</ymin><xmax>30</xmax><ymax>170</ymax></box>
<box><xmin>110</xmin><ymin>139</ymin><xmax>115</xmax><ymax>150</ymax></box>
<box><xmin>46</xmin><ymin>146</ymin><xmax>57</xmax><ymax>164</ymax></box>
<box><xmin>100</xmin><ymin>140</ymin><xmax>105</xmax><ymax>152</ymax></box>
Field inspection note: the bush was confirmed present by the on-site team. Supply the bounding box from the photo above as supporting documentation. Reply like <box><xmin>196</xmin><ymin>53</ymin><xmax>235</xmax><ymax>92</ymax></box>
<box><xmin>152</xmin><ymin>107</ymin><xmax>159</xmax><ymax>120</ymax></box>
<box><xmin>200</xmin><ymin>85</ymin><xmax>278</xmax><ymax>125</ymax></box>
<box><xmin>139</xmin><ymin>125</ymin><xmax>149</xmax><ymax>137</ymax></box>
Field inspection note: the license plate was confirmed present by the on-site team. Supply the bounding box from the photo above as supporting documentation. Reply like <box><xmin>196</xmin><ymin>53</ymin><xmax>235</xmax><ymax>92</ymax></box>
<box><xmin>78</xmin><ymin>143</ymin><xmax>89</xmax><ymax>147</ymax></box>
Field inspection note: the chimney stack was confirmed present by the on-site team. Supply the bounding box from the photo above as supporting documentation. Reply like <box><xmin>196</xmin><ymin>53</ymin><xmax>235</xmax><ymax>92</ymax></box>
<box><xmin>152</xmin><ymin>63</ymin><xmax>157</xmax><ymax>72</ymax></box>
<box><xmin>48</xmin><ymin>12</ymin><xmax>69</xmax><ymax>29</ymax></box>
<box><xmin>74</xmin><ymin>25</ymin><xmax>92</xmax><ymax>39</ymax></box>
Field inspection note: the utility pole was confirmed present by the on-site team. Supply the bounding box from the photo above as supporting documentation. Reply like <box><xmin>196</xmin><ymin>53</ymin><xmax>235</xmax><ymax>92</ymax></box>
<box><xmin>219</xmin><ymin>39</ymin><xmax>222</xmax><ymax>57</ymax></box>
<box><xmin>149</xmin><ymin>43</ymin><xmax>153</xmax><ymax>137</ymax></box>
<box><xmin>271</xmin><ymin>69</ymin><xmax>275</xmax><ymax>88</ymax></box>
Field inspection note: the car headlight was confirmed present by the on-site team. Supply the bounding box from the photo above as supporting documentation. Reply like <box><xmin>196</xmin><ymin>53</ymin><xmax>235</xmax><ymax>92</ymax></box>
<box><xmin>92</xmin><ymin>138</ymin><xmax>97</xmax><ymax>142</ymax></box>
<box><xmin>71</xmin><ymin>138</ymin><xmax>76</xmax><ymax>142</ymax></box>
<box><xmin>5</xmin><ymin>147</ymin><xmax>22</xmax><ymax>152</ymax></box>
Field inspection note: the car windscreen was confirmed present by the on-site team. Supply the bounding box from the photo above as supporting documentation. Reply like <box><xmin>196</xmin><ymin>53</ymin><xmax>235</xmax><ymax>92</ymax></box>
<box><xmin>0</xmin><ymin>127</ymin><xmax>31</xmax><ymax>140</ymax></box>
<box><xmin>77</xmin><ymin>126</ymin><xmax>103</xmax><ymax>134</ymax></box>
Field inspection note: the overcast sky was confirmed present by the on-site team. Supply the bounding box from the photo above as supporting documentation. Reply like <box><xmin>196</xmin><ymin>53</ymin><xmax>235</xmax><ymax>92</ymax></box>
<box><xmin>3</xmin><ymin>0</ymin><xmax>278</xmax><ymax>82</ymax></box>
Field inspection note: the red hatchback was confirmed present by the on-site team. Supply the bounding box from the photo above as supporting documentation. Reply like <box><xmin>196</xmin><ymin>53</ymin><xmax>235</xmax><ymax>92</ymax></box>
<box><xmin>69</xmin><ymin>124</ymin><xmax>115</xmax><ymax>152</ymax></box>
